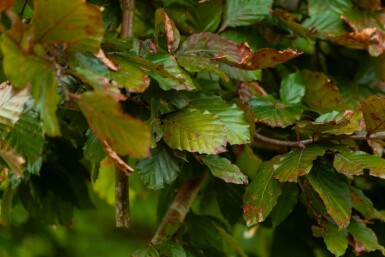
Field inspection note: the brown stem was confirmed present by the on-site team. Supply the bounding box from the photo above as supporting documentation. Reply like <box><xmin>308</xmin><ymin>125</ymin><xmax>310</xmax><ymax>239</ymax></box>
<box><xmin>114</xmin><ymin>0</ymin><xmax>135</xmax><ymax>228</ymax></box>
<box><xmin>115</xmin><ymin>167</ymin><xmax>130</xmax><ymax>228</ymax></box>
<box><xmin>151</xmin><ymin>172</ymin><xmax>208</xmax><ymax>245</ymax></box>
<box><xmin>254</xmin><ymin>131</ymin><xmax>385</xmax><ymax>147</ymax></box>
<box><xmin>120</xmin><ymin>0</ymin><xmax>135</xmax><ymax>38</ymax></box>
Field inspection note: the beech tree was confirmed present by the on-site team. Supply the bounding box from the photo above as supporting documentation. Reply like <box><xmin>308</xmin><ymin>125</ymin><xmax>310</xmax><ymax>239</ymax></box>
<box><xmin>2</xmin><ymin>0</ymin><xmax>385</xmax><ymax>256</ymax></box>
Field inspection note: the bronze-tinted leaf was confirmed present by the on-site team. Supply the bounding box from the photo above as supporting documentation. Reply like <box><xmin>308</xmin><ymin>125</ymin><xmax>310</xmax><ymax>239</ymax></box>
<box><xmin>361</xmin><ymin>95</ymin><xmax>385</xmax><ymax>135</ymax></box>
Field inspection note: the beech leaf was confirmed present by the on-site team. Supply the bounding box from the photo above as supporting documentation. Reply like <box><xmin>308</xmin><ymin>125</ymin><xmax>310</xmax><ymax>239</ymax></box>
<box><xmin>137</xmin><ymin>146</ymin><xmax>181</xmax><ymax>190</ymax></box>
<box><xmin>201</xmin><ymin>155</ymin><xmax>248</xmax><ymax>185</ymax></box>
<box><xmin>348</xmin><ymin>220</ymin><xmax>385</xmax><ymax>255</ymax></box>
<box><xmin>221</xmin><ymin>0</ymin><xmax>272</xmax><ymax>29</ymax></box>
<box><xmin>306</xmin><ymin>160</ymin><xmax>351</xmax><ymax>228</ymax></box>
<box><xmin>161</xmin><ymin>108</ymin><xmax>227</xmax><ymax>154</ymax></box>
<box><xmin>243</xmin><ymin>157</ymin><xmax>282</xmax><ymax>226</ymax></box>
<box><xmin>77</xmin><ymin>91</ymin><xmax>151</xmax><ymax>158</ymax></box>
<box><xmin>249</xmin><ymin>95</ymin><xmax>302</xmax><ymax>127</ymax></box>
<box><xmin>350</xmin><ymin>186</ymin><xmax>385</xmax><ymax>221</ymax></box>
<box><xmin>361</xmin><ymin>95</ymin><xmax>385</xmax><ymax>135</ymax></box>
<box><xmin>189</xmin><ymin>94</ymin><xmax>250</xmax><ymax>145</ymax></box>
<box><xmin>0</xmin><ymin>139</ymin><xmax>25</xmax><ymax>178</ymax></box>
<box><xmin>312</xmin><ymin>221</ymin><xmax>348</xmax><ymax>257</ymax></box>
<box><xmin>333</xmin><ymin>150</ymin><xmax>385</xmax><ymax>178</ymax></box>
<box><xmin>32</xmin><ymin>0</ymin><xmax>104</xmax><ymax>50</ymax></box>
<box><xmin>273</xmin><ymin>145</ymin><xmax>326</xmax><ymax>182</ymax></box>
<box><xmin>155</xmin><ymin>9</ymin><xmax>180</xmax><ymax>53</ymax></box>
<box><xmin>270</xmin><ymin>183</ymin><xmax>299</xmax><ymax>227</ymax></box>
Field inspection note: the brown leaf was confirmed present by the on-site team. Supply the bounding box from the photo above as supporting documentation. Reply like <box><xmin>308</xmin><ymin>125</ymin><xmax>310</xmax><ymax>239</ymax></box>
<box><xmin>271</xmin><ymin>9</ymin><xmax>311</xmax><ymax>39</ymax></box>
<box><xmin>102</xmin><ymin>140</ymin><xmax>134</xmax><ymax>176</ymax></box>
<box><xmin>95</xmin><ymin>49</ymin><xmax>119</xmax><ymax>71</ymax></box>
<box><xmin>236</xmin><ymin>48</ymin><xmax>303</xmax><ymax>70</ymax></box>
<box><xmin>361</xmin><ymin>95</ymin><xmax>385</xmax><ymax>135</ymax></box>
<box><xmin>328</xmin><ymin>28</ymin><xmax>379</xmax><ymax>49</ymax></box>
<box><xmin>353</xmin><ymin>0</ymin><xmax>382</xmax><ymax>11</ymax></box>
<box><xmin>0</xmin><ymin>0</ymin><xmax>14</xmax><ymax>12</ymax></box>
<box><xmin>238</xmin><ymin>81</ymin><xmax>266</xmax><ymax>102</ymax></box>
<box><xmin>162</xmin><ymin>11</ymin><xmax>176</xmax><ymax>53</ymax></box>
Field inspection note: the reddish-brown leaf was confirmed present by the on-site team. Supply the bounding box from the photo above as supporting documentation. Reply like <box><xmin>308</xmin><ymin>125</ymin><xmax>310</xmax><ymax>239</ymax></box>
<box><xmin>361</xmin><ymin>95</ymin><xmax>385</xmax><ymax>135</ymax></box>
<box><xmin>0</xmin><ymin>0</ymin><xmax>14</xmax><ymax>12</ymax></box>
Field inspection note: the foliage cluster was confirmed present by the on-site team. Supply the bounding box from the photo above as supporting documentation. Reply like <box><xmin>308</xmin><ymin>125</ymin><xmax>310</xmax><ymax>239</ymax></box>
<box><xmin>2</xmin><ymin>0</ymin><xmax>385</xmax><ymax>256</ymax></box>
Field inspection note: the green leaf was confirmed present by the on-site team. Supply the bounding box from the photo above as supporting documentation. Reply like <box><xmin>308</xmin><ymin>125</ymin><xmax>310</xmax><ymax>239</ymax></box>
<box><xmin>1</xmin><ymin>35</ymin><xmax>61</xmax><ymax>136</ymax></box>
<box><xmin>201</xmin><ymin>155</ymin><xmax>248</xmax><ymax>185</ymax></box>
<box><xmin>301</xmin><ymin>179</ymin><xmax>333</xmax><ymax>221</ymax></box>
<box><xmin>312</xmin><ymin>221</ymin><xmax>348</xmax><ymax>257</ymax></box>
<box><xmin>0</xmin><ymin>183</ymin><xmax>16</xmax><ymax>225</ymax></box>
<box><xmin>221</xmin><ymin>0</ymin><xmax>272</xmax><ymax>29</ymax></box>
<box><xmin>280</xmin><ymin>73</ymin><xmax>305</xmax><ymax>105</ymax></box>
<box><xmin>274</xmin><ymin>145</ymin><xmax>326</xmax><ymax>183</ymax></box>
<box><xmin>295</xmin><ymin>110</ymin><xmax>360</xmax><ymax>136</ymax></box>
<box><xmin>0</xmin><ymin>110</ymin><xmax>44</xmax><ymax>164</ymax></box>
<box><xmin>348</xmin><ymin>220</ymin><xmax>385</xmax><ymax>255</ymax></box>
<box><xmin>132</xmin><ymin>246</ymin><xmax>160</xmax><ymax>257</ymax></box>
<box><xmin>361</xmin><ymin>95</ymin><xmax>385</xmax><ymax>135</ymax></box>
<box><xmin>69</xmin><ymin>52</ymin><xmax>122</xmax><ymax>100</ymax></box>
<box><xmin>249</xmin><ymin>95</ymin><xmax>303</xmax><ymax>127</ymax></box>
<box><xmin>243</xmin><ymin>158</ymin><xmax>282</xmax><ymax>226</ymax></box>
<box><xmin>32</xmin><ymin>0</ymin><xmax>104</xmax><ymax>50</ymax></box>
<box><xmin>185</xmin><ymin>0</ymin><xmax>223</xmax><ymax>33</ymax></box>
<box><xmin>109</xmin><ymin>55</ymin><xmax>150</xmax><ymax>93</ymax></box>
<box><xmin>92</xmin><ymin>157</ymin><xmax>115</xmax><ymax>206</ymax></box>
<box><xmin>161</xmin><ymin>108</ymin><xmax>227</xmax><ymax>154</ymax></box>
<box><xmin>83</xmin><ymin>129</ymin><xmax>106</xmax><ymax>164</ymax></box>
<box><xmin>189</xmin><ymin>93</ymin><xmax>250</xmax><ymax>145</ymax></box>
<box><xmin>146</xmin><ymin>54</ymin><xmax>196</xmax><ymax>91</ymax></box>
<box><xmin>270</xmin><ymin>183</ymin><xmax>299</xmax><ymax>227</ymax></box>
<box><xmin>137</xmin><ymin>146</ymin><xmax>181</xmax><ymax>190</ymax></box>
<box><xmin>306</xmin><ymin>160</ymin><xmax>351</xmax><ymax>228</ymax></box>
<box><xmin>155</xmin><ymin>9</ymin><xmax>180</xmax><ymax>53</ymax></box>
<box><xmin>299</xmin><ymin>70</ymin><xmax>346</xmax><ymax>114</ymax></box>
<box><xmin>0</xmin><ymin>82</ymin><xmax>30</xmax><ymax>131</ymax></box>
<box><xmin>333</xmin><ymin>150</ymin><xmax>385</xmax><ymax>178</ymax></box>
<box><xmin>175</xmin><ymin>54</ymin><xmax>228</xmax><ymax>81</ymax></box>
<box><xmin>77</xmin><ymin>91</ymin><xmax>151</xmax><ymax>158</ymax></box>
<box><xmin>219</xmin><ymin>63</ymin><xmax>261</xmax><ymax>81</ymax></box>
<box><xmin>156</xmin><ymin>241</ymin><xmax>186</xmax><ymax>257</ymax></box>
<box><xmin>350</xmin><ymin>186</ymin><xmax>385</xmax><ymax>221</ymax></box>
<box><xmin>272</xmin><ymin>10</ymin><xmax>311</xmax><ymax>40</ymax></box>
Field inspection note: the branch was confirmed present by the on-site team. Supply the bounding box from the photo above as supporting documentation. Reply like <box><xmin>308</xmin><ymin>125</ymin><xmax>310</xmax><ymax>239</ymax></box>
<box><xmin>151</xmin><ymin>172</ymin><xmax>208</xmax><ymax>246</ymax></box>
<box><xmin>115</xmin><ymin>0</ymin><xmax>135</xmax><ymax>229</ymax></box>
<box><xmin>120</xmin><ymin>0</ymin><xmax>135</xmax><ymax>38</ymax></box>
<box><xmin>254</xmin><ymin>131</ymin><xmax>385</xmax><ymax>147</ymax></box>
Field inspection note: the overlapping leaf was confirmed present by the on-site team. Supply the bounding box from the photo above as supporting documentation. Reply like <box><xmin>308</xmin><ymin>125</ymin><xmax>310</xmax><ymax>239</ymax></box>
<box><xmin>243</xmin><ymin>157</ymin><xmax>282</xmax><ymax>226</ymax></box>
<box><xmin>249</xmin><ymin>95</ymin><xmax>302</xmax><ymax>127</ymax></box>
<box><xmin>295</xmin><ymin>110</ymin><xmax>360</xmax><ymax>135</ymax></box>
<box><xmin>273</xmin><ymin>145</ymin><xmax>326</xmax><ymax>182</ymax></box>
<box><xmin>350</xmin><ymin>186</ymin><xmax>385</xmax><ymax>221</ymax></box>
<box><xmin>348</xmin><ymin>220</ymin><xmax>385</xmax><ymax>255</ymax></box>
<box><xmin>189</xmin><ymin>94</ymin><xmax>250</xmax><ymax>145</ymax></box>
<box><xmin>299</xmin><ymin>70</ymin><xmax>346</xmax><ymax>114</ymax></box>
<box><xmin>1</xmin><ymin>35</ymin><xmax>61</xmax><ymax>136</ymax></box>
<box><xmin>312</xmin><ymin>221</ymin><xmax>348</xmax><ymax>257</ymax></box>
<box><xmin>0</xmin><ymin>111</ymin><xmax>44</xmax><ymax>164</ymax></box>
<box><xmin>201</xmin><ymin>155</ymin><xmax>248</xmax><ymax>184</ymax></box>
<box><xmin>221</xmin><ymin>0</ymin><xmax>272</xmax><ymax>30</ymax></box>
<box><xmin>137</xmin><ymin>146</ymin><xmax>181</xmax><ymax>190</ymax></box>
<box><xmin>77</xmin><ymin>91</ymin><xmax>151</xmax><ymax>158</ymax></box>
<box><xmin>178</xmin><ymin>32</ymin><xmax>302</xmax><ymax>70</ymax></box>
<box><xmin>306</xmin><ymin>160</ymin><xmax>351</xmax><ymax>228</ymax></box>
<box><xmin>361</xmin><ymin>95</ymin><xmax>385</xmax><ymax>135</ymax></box>
<box><xmin>161</xmin><ymin>108</ymin><xmax>227</xmax><ymax>154</ymax></box>
<box><xmin>270</xmin><ymin>183</ymin><xmax>299</xmax><ymax>227</ymax></box>
<box><xmin>146</xmin><ymin>54</ymin><xmax>196</xmax><ymax>91</ymax></box>
<box><xmin>333</xmin><ymin>150</ymin><xmax>385</xmax><ymax>178</ymax></box>
<box><xmin>0</xmin><ymin>139</ymin><xmax>25</xmax><ymax>177</ymax></box>
<box><xmin>0</xmin><ymin>82</ymin><xmax>30</xmax><ymax>131</ymax></box>
<box><xmin>32</xmin><ymin>0</ymin><xmax>104</xmax><ymax>51</ymax></box>
<box><xmin>154</xmin><ymin>9</ymin><xmax>180</xmax><ymax>53</ymax></box>
<box><xmin>83</xmin><ymin>129</ymin><xmax>106</xmax><ymax>164</ymax></box>
<box><xmin>92</xmin><ymin>157</ymin><xmax>115</xmax><ymax>206</ymax></box>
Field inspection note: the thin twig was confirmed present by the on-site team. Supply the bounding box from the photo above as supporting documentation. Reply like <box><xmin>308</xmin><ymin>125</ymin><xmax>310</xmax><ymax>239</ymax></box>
<box><xmin>151</xmin><ymin>172</ymin><xmax>208</xmax><ymax>245</ymax></box>
<box><xmin>115</xmin><ymin>0</ymin><xmax>135</xmax><ymax>229</ymax></box>
<box><xmin>120</xmin><ymin>0</ymin><xmax>135</xmax><ymax>38</ymax></box>
<box><xmin>254</xmin><ymin>131</ymin><xmax>385</xmax><ymax>147</ymax></box>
